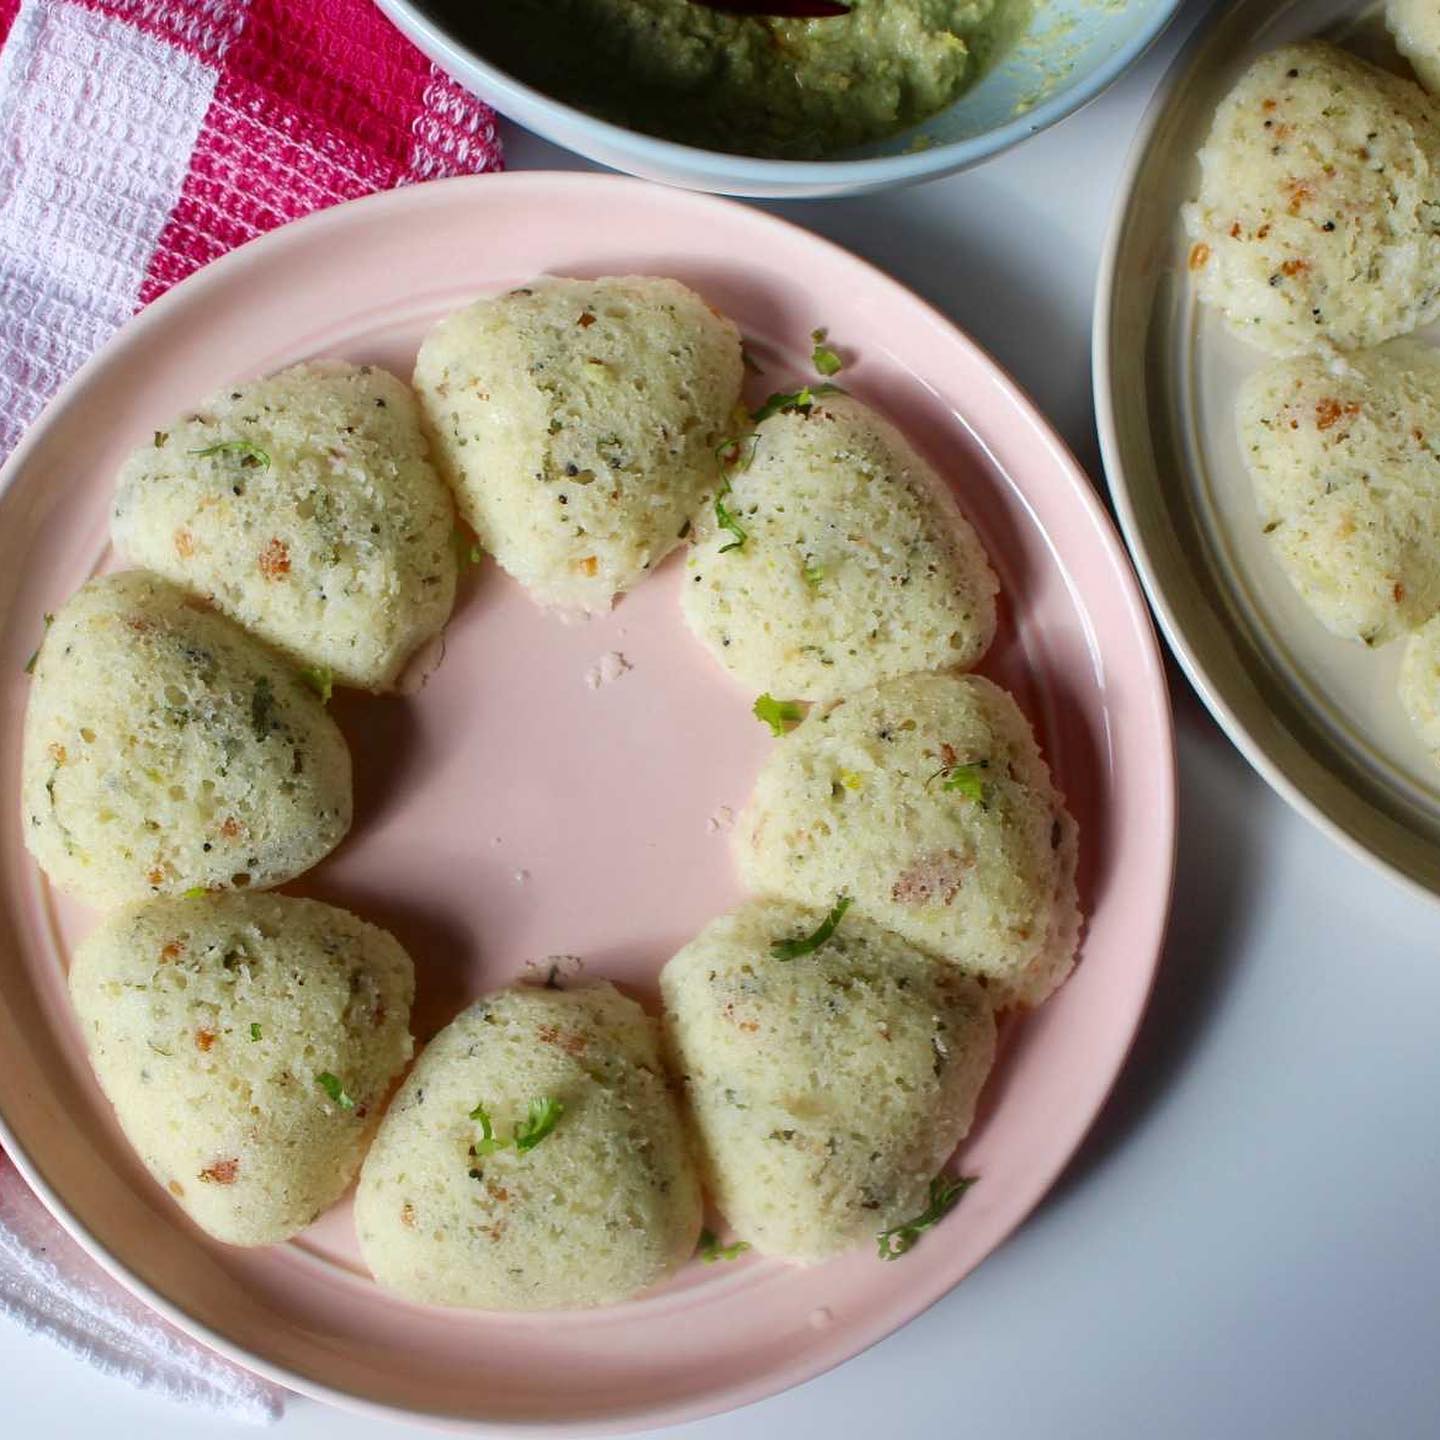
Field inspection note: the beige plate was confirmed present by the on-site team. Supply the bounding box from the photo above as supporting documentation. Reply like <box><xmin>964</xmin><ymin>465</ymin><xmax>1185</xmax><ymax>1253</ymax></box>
<box><xmin>1095</xmin><ymin>0</ymin><xmax>1440</xmax><ymax>901</ymax></box>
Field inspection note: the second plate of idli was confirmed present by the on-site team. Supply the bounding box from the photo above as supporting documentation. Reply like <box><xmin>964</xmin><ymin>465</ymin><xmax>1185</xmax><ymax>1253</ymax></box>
<box><xmin>1097</xmin><ymin>0</ymin><xmax>1440</xmax><ymax>902</ymax></box>
<box><xmin>0</xmin><ymin>173</ymin><xmax>1173</xmax><ymax>1431</ymax></box>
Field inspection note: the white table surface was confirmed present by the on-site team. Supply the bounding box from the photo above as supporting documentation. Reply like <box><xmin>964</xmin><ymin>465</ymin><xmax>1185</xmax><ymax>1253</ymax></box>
<box><xmin>9</xmin><ymin>1</ymin><xmax>1440</xmax><ymax>1434</ymax></box>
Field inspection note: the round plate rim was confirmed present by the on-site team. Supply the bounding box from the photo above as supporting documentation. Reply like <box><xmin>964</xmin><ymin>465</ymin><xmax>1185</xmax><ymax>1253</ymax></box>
<box><xmin>1091</xmin><ymin>0</ymin><xmax>1440</xmax><ymax>911</ymax></box>
<box><xmin>0</xmin><ymin>170</ymin><xmax>1179</xmax><ymax>1432</ymax></box>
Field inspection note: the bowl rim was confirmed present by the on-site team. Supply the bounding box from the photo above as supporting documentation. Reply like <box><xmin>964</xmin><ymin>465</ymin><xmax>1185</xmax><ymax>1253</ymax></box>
<box><xmin>375</xmin><ymin>0</ymin><xmax>1187</xmax><ymax>185</ymax></box>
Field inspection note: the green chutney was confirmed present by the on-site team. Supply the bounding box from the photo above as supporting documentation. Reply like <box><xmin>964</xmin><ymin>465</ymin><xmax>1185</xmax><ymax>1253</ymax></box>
<box><xmin>467</xmin><ymin>0</ymin><xmax>1022</xmax><ymax>159</ymax></box>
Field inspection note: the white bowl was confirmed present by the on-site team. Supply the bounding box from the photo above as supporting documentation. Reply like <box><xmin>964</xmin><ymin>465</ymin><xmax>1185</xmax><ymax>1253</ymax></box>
<box><xmin>375</xmin><ymin>0</ymin><xmax>1186</xmax><ymax>197</ymax></box>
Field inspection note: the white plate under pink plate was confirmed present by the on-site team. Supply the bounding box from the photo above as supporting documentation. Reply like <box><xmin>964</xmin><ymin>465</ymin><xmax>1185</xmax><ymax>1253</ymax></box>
<box><xmin>0</xmin><ymin>173</ymin><xmax>1175</xmax><ymax>1432</ymax></box>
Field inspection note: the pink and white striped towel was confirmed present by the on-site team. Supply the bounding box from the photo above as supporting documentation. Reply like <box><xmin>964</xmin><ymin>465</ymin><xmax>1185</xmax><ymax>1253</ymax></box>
<box><xmin>0</xmin><ymin>0</ymin><xmax>502</xmax><ymax>458</ymax></box>
<box><xmin>0</xmin><ymin>0</ymin><xmax>501</xmax><ymax>1418</ymax></box>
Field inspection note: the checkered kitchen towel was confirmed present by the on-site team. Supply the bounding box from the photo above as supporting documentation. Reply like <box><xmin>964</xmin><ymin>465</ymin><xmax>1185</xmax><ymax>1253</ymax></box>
<box><xmin>0</xmin><ymin>0</ymin><xmax>502</xmax><ymax>459</ymax></box>
<box><xmin>0</xmin><ymin>0</ymin><xmax>501</xmax><ymax>1418</ymax></box>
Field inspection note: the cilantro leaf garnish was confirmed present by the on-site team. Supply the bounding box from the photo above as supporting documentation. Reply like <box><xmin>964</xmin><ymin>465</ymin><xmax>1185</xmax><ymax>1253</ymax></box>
<box><xmin>770</xmin><ymin>896</ymin><xmax>852</xmax><ymax>961</ymax></box>
<box><xmin>300</xmin><ymin>665</ymin><xmax>334</xmax><ymax>704</ymax></box>
<box><xmin>802</xmin><ymin>559</ymin><xmax>824</xmax><ymax>590</ymax></box>
<box><xmin>697</xmin><ymin>1227</ymin><xmax>751</xmax><ymax>1263</ymax></box>
<box><xmin>876</xmin><ymin>1173</ymin><xmax>976</xmax><ymax>1260</ymax></box>
<box><xmin>315</xmin><ymin>1071</ymin><xmax>355</xmax><ymax>1110</ymax></box>
<box><xmin>23</xmin><ymin>613</ymin><xmax>54</xmax><ymax>675</ymax></box>
<box><xmin>715</xmin><ymin>432</ymin><xmax>759</xmax><ymax>473</ymax></box>
<box><xmin>468</xmin><ymin>1101</ymin><xmax>509</xmax><ymax>1156</ymax></box>
<box><xmin>754</xmin><ymin>693</ymin><xmax>804</xmax><ymax>736</ymax></box>
<box><xmin>249</xmin><ymin>1023</ymin><xmax>262</xmax><ymax>1042</ymax></box>
<box><xmin>940</xmin><ymin>763</ymin><xmax>987</xmax><ymax>804</ymax></box>
<box><xmin>513</xmin><ymin>1096</ymin><xmax>564</xmax><ymax>1152</ymax></box>
<box><xmin>182</xmin><ymin>886</ymin><xmax>208</xmax><ymax>899</ymax></box>
<box><xmin>467</xmin><ymin>1096</ymin><xmax>564</xmax><ymax>1156</ymax></box>
<box><xmin>811</xmin><ymin>328</ymin><xmax>843</xmax><ymax>377</ymax></box>
<box><xmin>191</xmin><ymin>440</ymin><xmax>271</xmax><ymax>470</ymax></box>
<box><xmin>715</xmin><ymin>479</ymin><xmax>748</xmax><ymax>554</ymax></box>
<box><xmin>751</xmin><ymin>382</ymin><xmax>845</xmax><ymax>424</ymax></box>
<box><xmin>299</xmin><ymin>665</ymin><xmax>332</xmax><ymax>705</ymax></box>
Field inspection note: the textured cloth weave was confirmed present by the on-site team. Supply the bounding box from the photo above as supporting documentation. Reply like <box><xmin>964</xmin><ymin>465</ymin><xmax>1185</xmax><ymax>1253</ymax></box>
<box><xmin>0</xmin><ymin>0</ymin><xmax>502</xmax><ymax>457</ymax></box>
<box><xmin>0</xmin><ymin>1153</ymin><xmax>283</xmax><ymax>1420</ymax></box>
<box><xmin>0</xmin><ymin>0</ymin><xmax>502</xmax><ymax>1417</ymax></box>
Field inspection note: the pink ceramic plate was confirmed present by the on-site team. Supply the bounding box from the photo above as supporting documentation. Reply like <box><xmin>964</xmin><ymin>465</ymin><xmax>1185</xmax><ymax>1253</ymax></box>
<box><xmin>0</xmin><ymin>173</ymin><xmax>1175</xmax><ymax>1432</ymax></box>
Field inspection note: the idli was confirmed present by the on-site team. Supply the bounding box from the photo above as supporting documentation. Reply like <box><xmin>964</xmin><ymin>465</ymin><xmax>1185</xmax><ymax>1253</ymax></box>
<box><xmin>661</xmin><ymin>898</ymin><xmax>995</xmax><ymax>1263</ymax></box>
<box><xmin>1236</xmin><ymin>340</ymin><xmax>1440</xmax><ymax>645</ymax></box>
<box><xmin>1389</xmin><ymin>0</ymin><xmax>1440</xmax><ymax>94</ymax></box>
<box><xmin>355</xmin><ymin>981</ymin><xmax>702</xmax><ymax>1309</ymax></box>
<box><xmin>1183</xmin><ymin>43</ymin><xmax>1440</xmax><ymax>354</ymax></box>
<box><xmin>1400</xmin><ymin>614</ymin><xmax>1440</xmax><ymax>761</ymax></box>
<box><xmin>737</xmin><ymin>671</ymin><xmax>1080</xmax><ymax>1007</ymax></box>
<box><xmin>681</xmin><ymin>390</ymin><xmax>998</xmax><ymax>701</ymax></box>
<box><xmin>413</xmin><ymin>276</ymin><xmax>743</xmax><ymax>613</ymax></box>
<box><xmin>112</xmin><ymin>361</ymin><xmax>457</xmax><ymax>692</ymax></box>
<box><xmin>69</xmin><ymin>892</ymin><xmax>414</xmax><ymax>1245</ymax></box>
<box><xmin>22</xmin><ymin>571</ymin><xmax>350</xmax><ymax>907</ymax></box>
